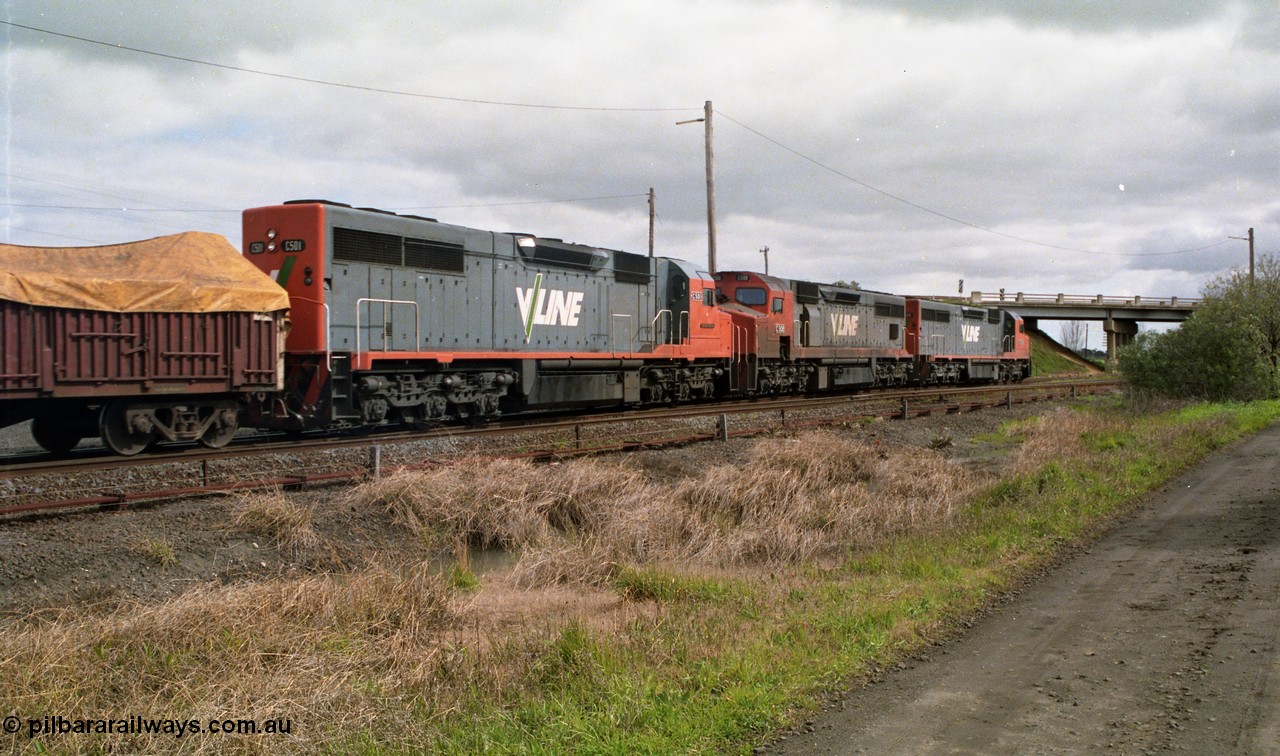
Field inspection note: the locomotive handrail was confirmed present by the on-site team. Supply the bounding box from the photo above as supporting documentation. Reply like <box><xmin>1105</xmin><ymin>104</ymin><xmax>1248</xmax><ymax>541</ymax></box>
<box><xmin>651</xmin><ymin>309</ymin><xmax>672</xmax><ymax>345</ymax></box>
<box><xmin>323</xmin><ymin>303</ymin><xmax>332</xmax><ymax>370</ymax></box>
<box><xmin>355</xmin><ymin>298</ymin><xmax>420</xmax><ymax>354</ymax></box>
<box><xmin>679</xmin><ymin>310</ymin><xmax>690</xmax><ymax>345</ymax></box>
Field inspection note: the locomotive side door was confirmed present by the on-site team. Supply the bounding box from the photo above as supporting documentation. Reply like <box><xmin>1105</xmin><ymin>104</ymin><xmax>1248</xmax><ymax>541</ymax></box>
<box><xmin>799</xmin><ymin>305</ymin><xmax>819</xmax><ymax>347</ymax></box>
<box><xmin>665</xmin><ymin>266</ymin><xmax>691</xmax><ymax>345</ymax></box>
<box><xmin>364</xmin><ymin>265</ymin><xmax>394</xmax><ymax>351</ymax></box>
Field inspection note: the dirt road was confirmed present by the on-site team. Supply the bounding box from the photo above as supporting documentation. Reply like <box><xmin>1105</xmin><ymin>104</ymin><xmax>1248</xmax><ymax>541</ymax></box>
<box><xmin>771</xmin><ymin>424</ymin><xmax>1280</xmax><ymax>754</ymax></box>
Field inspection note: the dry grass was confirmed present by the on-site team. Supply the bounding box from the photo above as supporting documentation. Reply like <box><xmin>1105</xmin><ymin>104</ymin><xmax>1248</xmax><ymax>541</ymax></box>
<box><xmin>653</xmin><ymin>433</ymin><xmax>984</xmax><ymax>564</ymax></box>
<box><xmin>4</xmin><ymin>403</ymin><xmax>1239</xmax><ymax>753</ymax></box>
<box><xmin>345</xmin><ymin>432</ymin><xmax>985</xmax><ymax>586</ymax></box>
<box><xmin>229</xmin><ymin>489</ymin><xmax>320</xmax><ymax>552</ymax></box>
<box><xmin>347</xmin><ymin>457</ymin><xmax>651</xmax><ymax>551</ymax></box>
<box><xmin>1007</xmin><ymin>408</ymin><xmax>1097</xmax><ymax>472</ymax></box>
<box><xmin>1</xmin><ymin>565</ymin><xmax>450</xmax><ymax>754</ymax></box>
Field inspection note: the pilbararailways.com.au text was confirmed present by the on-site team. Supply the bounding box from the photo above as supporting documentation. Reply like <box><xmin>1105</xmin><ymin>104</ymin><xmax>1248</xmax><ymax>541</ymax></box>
<box><xmin>7</xmin><ymin>714</ymin><xmax>292</xmax><ymax>739</ymax></box>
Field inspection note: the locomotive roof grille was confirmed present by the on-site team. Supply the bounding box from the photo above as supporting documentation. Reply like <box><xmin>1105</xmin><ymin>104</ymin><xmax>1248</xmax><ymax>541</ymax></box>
<box><xmin>793</xmin><ymin>280</ymin><xmax>821</xmax><ymax>304</ymax></box>
<box><xmin>517</xmin><ymin>237</ymin><xmax>607</xmax><ymax>271</ymax></box>
<box><xmin>405</xmin><ymin>238</ymin><xmax>465</xmax><ymax>273</ymax></box>
<box><xmin>875</xmin><ymin>302</ymin><xmax>906</xmax><ymax>318</ymax></box>
<box><xmin>821</xmin><ymin>288</ymin><xmax>861</xmax><ymax>305</ymax></box>
<box><xmin>613</xmin><ymin>250</ymin><xmax>651</xmax><ymax>284</ymax></box>
<box><xmin>332</xmin><ymin>227</ymin><xmax>466</xmax><ymax>274</ymax></box>
<box><xmin>333</xmin><ymin>227</ymin><xmax>400</xmax><ymax>267</ymax></box>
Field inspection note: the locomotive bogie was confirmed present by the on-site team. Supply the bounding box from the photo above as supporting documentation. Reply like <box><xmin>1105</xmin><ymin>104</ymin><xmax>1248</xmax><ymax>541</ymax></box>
<box><xmin>354</xmin><ymin>367</ymin><xmax>517</xmax><ymax>423</ymax></box>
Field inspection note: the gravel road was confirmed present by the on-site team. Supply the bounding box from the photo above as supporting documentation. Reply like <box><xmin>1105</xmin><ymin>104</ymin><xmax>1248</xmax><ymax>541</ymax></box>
<box><xmin>770</xmin><ymin>423</ymin><xmax>1280</xmax><ymax>754</ymax></box>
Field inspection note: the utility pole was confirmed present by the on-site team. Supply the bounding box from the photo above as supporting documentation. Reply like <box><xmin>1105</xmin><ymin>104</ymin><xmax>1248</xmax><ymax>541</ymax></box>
<box><xmin>648</xmin><ymin>187</ymin><xmax>655</xmax><ymax>257</ymax></box>
<box><xmin>704</xmin><ymin>100</ymin><xmax>717</xmax><ymax>275</ymax></box>
<box><xmin>1229</xmin><ymin>227</ymin><xmax>1255</xmax><ymax>285</ymax></box>
<box><xmin>759</xmin><ymin>245</ymin><xmax>769</xmax><ymax>275</ymax></box>
<box><xmin>676</xmin><ymin>100</ymin><xmax>717</xmax><ymax>274</ymax></box>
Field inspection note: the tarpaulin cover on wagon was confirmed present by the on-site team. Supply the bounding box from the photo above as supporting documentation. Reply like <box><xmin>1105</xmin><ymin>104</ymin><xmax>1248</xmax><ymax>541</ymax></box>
<box><xmin>0</xmin><ymin>232</ymin><xmax>290</xmax><ymax>313</ymax></box>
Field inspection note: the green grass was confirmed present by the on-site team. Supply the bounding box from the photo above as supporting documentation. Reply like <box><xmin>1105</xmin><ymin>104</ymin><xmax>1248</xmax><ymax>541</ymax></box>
<box><xmin>409</xmin><ymin>399</ymin><xmax>1280</xmax><ymax>754</ymax></box>
<box><xmin>1031</xmin><ymin>333</ymin><xmax>1091</xmax><ymax>376</ymax></box>
<box><xmin>9</xmin><ymin>399</ymin><xmax>1279</xmax><ymax>755</ymax></box>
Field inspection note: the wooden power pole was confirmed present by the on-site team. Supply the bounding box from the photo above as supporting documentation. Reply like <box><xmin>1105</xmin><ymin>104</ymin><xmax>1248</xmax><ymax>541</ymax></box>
<box><xmin>676</xmin><ymin>100</ymin><xmax>718</xmax><ymax>274</ymax></box>
<box><xmin>648</xmin><ymin>188</ymin><xmax>655</xmax><ymax>257</ymax></box>
<box><xmin>1230</xmin><ymin>227</ymin><xmax>1256</xmax><ymax>284</ymax></box>
<box><xmin>703</xmin><ymin>100</ymin><xmax>717</xmax><ymax>275</ymax></box>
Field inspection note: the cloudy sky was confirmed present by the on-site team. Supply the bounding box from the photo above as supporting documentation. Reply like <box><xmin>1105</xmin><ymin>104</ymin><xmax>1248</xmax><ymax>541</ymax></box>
<box><xmin>3</xmin><ymin>1</ymin><xmax>1277</xmax><ymax>328</ymax></box>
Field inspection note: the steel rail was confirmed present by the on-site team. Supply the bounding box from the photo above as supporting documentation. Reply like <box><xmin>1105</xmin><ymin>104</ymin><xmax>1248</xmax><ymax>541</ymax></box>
<box><xmin>0</xmin><ymin>379</ymin><xmax>1115</xmax><ymax>517</ymax></box>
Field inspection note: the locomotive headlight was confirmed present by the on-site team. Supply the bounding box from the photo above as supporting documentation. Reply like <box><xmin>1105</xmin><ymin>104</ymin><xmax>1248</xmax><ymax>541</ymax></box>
<box><xmin>267</xmin><ymin>241</ymin><xmax>277</xmax><ymax>252</ymax></box>
<box><xmin>266</xmin><ymin>228</ymin><xmax>278</xmax><ymax>240</ymax></box>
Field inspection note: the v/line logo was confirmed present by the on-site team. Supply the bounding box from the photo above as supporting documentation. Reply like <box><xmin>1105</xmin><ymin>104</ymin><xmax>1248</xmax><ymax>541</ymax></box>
<box><xmin>829</xmin><ymin>312</ymin><xmax>859</xmax><ymax>337</ymax></box>
<box><xmin>516</xmin><ymin>274</ymin><xmax>585</xmax><ymax>342</ymax></box>
<box><xmin>961</xmin><ymin>324</ymin><xmax>982</xmax><ymax>343</ymax></box>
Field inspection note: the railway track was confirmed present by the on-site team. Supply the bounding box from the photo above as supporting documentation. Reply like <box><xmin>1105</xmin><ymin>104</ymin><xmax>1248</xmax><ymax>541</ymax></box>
<box><xmin>0</xmin><ymin>377</ymin><xmax>1114</xmax><ymax>517</ymax></box>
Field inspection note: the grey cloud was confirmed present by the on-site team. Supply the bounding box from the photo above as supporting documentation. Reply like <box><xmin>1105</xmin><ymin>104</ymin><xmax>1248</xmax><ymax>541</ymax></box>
<box><xmin>850</xmin><ymin>0</ymin><xmax>1245</xmax><ymax>31</ymax></box>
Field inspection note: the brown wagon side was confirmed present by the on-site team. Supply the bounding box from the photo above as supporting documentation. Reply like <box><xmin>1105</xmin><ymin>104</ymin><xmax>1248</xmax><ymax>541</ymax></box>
<box><xmin>0</xmin><ymin>231</ymin><xmax>289</xmax><ymax>455</ymax></box>
<box><xmin>1</xmin><ymin>300</ymin><xmax>285</xmax><ymax>454</ymax></box>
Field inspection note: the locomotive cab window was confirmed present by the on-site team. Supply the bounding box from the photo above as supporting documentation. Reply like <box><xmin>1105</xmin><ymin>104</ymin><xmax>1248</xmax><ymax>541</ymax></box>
<box><xmin>735</xmin><ymin>287</ymin><xmax>767</xmax><ymax>306</ymax></box>
<box><xmin>771</xmin><ymin>297</ymin><xmax>783</xmax><ymax>313</ymax></box>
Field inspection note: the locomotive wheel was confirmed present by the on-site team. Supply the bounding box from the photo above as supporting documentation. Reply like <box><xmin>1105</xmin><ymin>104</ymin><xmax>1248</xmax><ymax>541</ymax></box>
<box><xmin>99</xmin><ymin>400</ymin><xmax>155</xmax><ymax>456</ymax></box>
<box><xmin>199</xmin><ymin>409</ymin><xmax>239</xmax><ymax>449</ymax></box>
<box><xmin>31</xmin><ymin>414</ymin><xmax>83</xmax><ymax>454</ymax></box>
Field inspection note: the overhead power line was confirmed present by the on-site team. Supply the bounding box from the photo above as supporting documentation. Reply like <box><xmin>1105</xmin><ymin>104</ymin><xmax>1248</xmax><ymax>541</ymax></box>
<box><xmin>2</xmin><ymin>21</ymin><xmax>696</xmax><ymax>113</ymax></box>
<box><xmin>391</xmin><ymin>193</ymin><xmax>649</xmax><ymax>210</ymax></box>
<box><xmin>1</xmin><ymin>193</ymin><xmax>650</xmax><ymax>213</ymax></box>
<box><xmin>5</xmin><ymin>20</ymin><xmax>1232</xmax><ymax>259</ymax></box>
<box><xmin>715</xmin><ymin>110</ymin><xmax>1231</xmax><ymax>259</ymax></box>
<box><xmin>3</xmin><ymin>202</ymin><xmax>234</xmax><ymax>212</ymax></box>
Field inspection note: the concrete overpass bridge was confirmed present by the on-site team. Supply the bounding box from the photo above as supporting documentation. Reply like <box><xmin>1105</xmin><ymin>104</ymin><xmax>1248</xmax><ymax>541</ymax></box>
<box><xmin>964</xmin><ymin>291</ymin><xmax>1202</xmax><ymax>360</ymax></box>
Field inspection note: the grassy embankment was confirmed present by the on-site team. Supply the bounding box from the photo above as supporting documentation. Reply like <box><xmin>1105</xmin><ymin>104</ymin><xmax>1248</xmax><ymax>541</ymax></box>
<box><xmin>2</xmin><ymin>398</ymin><xmax>1278</xmax><ymax>754</ymax></box>
<box><xmin>1030</xmin><ymin>329</ymin><xmax>1102</xmax><ymax>376</ymax></box>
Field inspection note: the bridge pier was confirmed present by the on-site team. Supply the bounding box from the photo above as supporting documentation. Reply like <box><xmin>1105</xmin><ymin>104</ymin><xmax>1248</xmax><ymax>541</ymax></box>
<box><xmin>1104</xmin><ymin>318</ymin><xmax>1138</xmax><ymax>363</ymax></box>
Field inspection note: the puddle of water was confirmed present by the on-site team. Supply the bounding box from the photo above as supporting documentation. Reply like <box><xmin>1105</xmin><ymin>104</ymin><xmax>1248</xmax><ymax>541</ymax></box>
<box><xmin>432</xmin><ymin>545</ymin><xmax>517</xmax><ymax>578</ymax></box>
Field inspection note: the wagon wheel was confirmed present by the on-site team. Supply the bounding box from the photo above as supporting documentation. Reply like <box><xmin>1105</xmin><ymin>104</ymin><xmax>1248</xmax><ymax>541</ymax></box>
<box><xmin>99</xmin><ymin>400</ymin><xmax>155</xmax><ymax>456</ymax></box>
<box><xmin>199</xmin><ymin>408</ymin><xmax>240</xmax><ymax>449</ymax></box>
<box><xmin>30</xmin><ymin>414</ymin><xmax>83</xmax><ymax>454</ymax></box>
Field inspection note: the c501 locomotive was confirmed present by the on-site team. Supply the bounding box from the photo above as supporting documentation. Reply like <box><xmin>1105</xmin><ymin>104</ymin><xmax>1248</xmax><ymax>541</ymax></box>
<box><xmin>0</xmin><ymin>199</ymin><xmax>1030</xmax><ymax>455</ymax></box>
<box><xmin>241</xmin><ymin>200</ymin><xmax>1029</xmax><ymax>433</ymax></box>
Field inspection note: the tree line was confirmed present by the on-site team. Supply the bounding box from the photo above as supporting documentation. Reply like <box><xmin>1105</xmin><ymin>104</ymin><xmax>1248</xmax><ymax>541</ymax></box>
<box><xmin>1120</xmin><ymin>253</ymin><xmax>1280</xmax><ymax>401</ymax></box>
